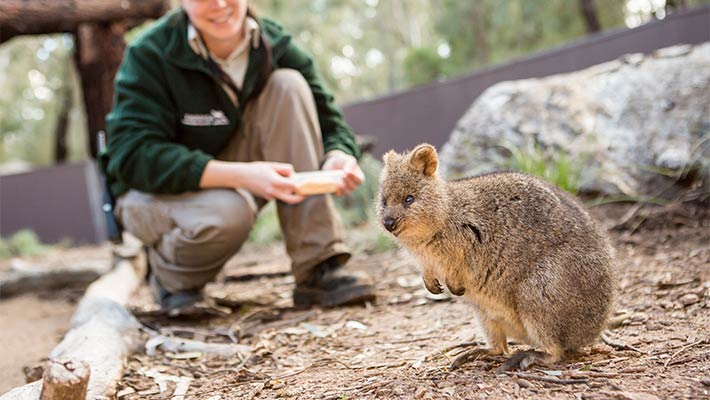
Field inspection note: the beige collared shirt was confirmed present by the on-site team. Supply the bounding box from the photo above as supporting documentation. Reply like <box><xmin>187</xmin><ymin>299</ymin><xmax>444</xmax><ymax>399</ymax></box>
<box><xmin>188</xmin><ymin>17</ymin><xmax>260</xmax><ymax>101</ymax></box>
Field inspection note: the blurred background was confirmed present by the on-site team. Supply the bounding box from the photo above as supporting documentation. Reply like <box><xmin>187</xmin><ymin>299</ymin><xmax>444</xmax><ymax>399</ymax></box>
<box><xmin>2</xmin><ymin>0</ymin><xmax>708</xmax><ymax>169</ymax></box>
<box><xmin>0</xmin><ymin>0</ymin><xmax>708</xmax><ymax>251</ymax></box>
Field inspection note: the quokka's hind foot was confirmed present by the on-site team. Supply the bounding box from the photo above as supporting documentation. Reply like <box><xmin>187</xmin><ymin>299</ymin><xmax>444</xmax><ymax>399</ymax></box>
<box><xmin>497</xmin><ymin>350</ymin><xmax>557</xmax><ymax>373</ymax></box>
<box><xmin>447</xmin><ymin>343</ymin><xmax>502</xmax><ymax>371</ymax></box>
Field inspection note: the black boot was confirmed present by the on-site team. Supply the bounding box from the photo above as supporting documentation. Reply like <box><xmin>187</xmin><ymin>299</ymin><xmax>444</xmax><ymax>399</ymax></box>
<box><xmin>293</xmin><ymin>256</ymin><xmax>376</xmax><ymax>308</ymax></box>
<box><xmin>149</xmin><ymin>273</ymin><xmax>203</xmax><ymax>311</ymax></box>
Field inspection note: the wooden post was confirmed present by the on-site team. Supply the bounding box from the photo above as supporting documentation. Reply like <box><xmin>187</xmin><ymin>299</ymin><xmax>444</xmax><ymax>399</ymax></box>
<box><xmin>74</xmin><ymin>22</ymin><xmax>127</xmax><ymax>157</ymax></box>
<box><xmin>39</xmin><ymin>359</ymin><xmax>90</xmax><ymax>400</ymax></box>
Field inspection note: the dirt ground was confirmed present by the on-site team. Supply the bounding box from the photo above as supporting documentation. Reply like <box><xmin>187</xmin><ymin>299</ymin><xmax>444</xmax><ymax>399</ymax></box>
<box><xmin>1</xmin><ymin>200</ymin><xmax>709</xmax><ymax>399</ymax></box>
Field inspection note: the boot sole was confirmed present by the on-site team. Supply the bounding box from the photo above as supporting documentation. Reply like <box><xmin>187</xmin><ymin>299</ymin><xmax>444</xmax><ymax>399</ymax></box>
<box><xmin>293</xmin><ymin>284</ymin><xmax>376</xmax><ymax>308</ymax></box>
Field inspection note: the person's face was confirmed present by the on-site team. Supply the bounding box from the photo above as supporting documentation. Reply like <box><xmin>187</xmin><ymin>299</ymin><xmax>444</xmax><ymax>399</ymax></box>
<box><xmin>182</xmin><ymin>0</ymin><xmax>248</xmax><ymax>43</ymax></box>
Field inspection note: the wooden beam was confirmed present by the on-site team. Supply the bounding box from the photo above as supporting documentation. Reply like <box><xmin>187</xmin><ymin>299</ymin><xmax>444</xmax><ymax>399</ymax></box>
<box><xmin>0</xmin><ymin>0</ymin><xmax>169</xmax><ymax>43</ymax></box>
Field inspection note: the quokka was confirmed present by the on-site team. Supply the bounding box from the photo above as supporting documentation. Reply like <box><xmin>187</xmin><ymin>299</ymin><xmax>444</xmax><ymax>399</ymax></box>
<box><xmin>377</xmin><ymin>144</ymin><xmax>616</xmax><ymax>371</ymax></box>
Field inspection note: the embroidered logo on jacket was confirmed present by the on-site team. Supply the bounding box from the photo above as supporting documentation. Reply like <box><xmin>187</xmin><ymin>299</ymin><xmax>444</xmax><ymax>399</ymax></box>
<box><xmin>181</xmin><ymin>110</ymin><xmax>230</xmax><ymax>126</ymax></box>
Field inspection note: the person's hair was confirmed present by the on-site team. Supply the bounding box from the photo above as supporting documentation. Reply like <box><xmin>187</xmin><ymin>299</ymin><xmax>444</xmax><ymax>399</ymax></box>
<box><xmin>246</xmin><ymin>5</ymin><xmax>273</xmax><ymax>98</ymax></box>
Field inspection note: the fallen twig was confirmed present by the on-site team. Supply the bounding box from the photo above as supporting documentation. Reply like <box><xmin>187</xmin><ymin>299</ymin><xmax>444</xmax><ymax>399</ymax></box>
<box><xmin>502</xmin><ymin>371</ymin><xmax>589</xmax><ymax>385</ymax></box>
<box><xmin>144</xmin><ymin>333</ymin><xmax>252</xmax><ymax>359</ymax></box>
<box><xmin>381</xmin><ymin>335</ymin><xmax>439</xmax><ymax>345</ymax></box>
<box><xmin>569</xmin><ymin>356</ymin><xmax>630</xmax><ymax>369</ymax></box>
<box><xmin>601</xmin><ymin>331</ymin><xmax>644</xmax><ymax>353</ymax></box>
<box><xmin>664</xmin><ymin>339</ymin><xmax>706</xmax><ymax>369</ymax></box>
<box><xmin>233</xmin><ymin>309</ymin><xmax>316</xmax><ymax>338</ymax></box>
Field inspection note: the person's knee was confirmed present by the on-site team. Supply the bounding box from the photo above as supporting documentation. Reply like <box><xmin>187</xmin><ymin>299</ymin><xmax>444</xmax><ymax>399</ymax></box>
<box><xmin>268</xmin><ymin>69</ymin><xmax>310</xmax><ymax>96</ymax></box>
<box><xmin>184</xmin><ymin>190</ymin><xmax>255</xmax><ymax>246</ymax></box>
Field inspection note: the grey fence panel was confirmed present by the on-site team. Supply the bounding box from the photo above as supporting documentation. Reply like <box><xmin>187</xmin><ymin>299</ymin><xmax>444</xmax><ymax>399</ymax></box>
<box><xmin>0</xmin><ymin>161</ymin><xmax>106</xmax><ymax>245</ymax></box>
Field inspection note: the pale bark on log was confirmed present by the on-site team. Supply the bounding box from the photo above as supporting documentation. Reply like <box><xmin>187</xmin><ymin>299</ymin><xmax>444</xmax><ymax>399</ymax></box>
<box><xmin>39</xmin><ymin>359</ymin><xmax>90</xmax><ymax>400</ymax></box>
<box><xmin>0</xmin><ymin>248</ymin><xmax>146</xmax><ymax>400</ymax></box>
<box><xmin>0</xmin><ymin>0</ymin><xmax>169</xmax><ymax>42</ymax></box>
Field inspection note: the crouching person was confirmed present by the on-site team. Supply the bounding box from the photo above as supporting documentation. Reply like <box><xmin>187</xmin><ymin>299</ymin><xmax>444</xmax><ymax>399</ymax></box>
<box><xmin>99</xmin><ymin>0</ymin><xmax>375</xmax><ymax>311</ymax></box>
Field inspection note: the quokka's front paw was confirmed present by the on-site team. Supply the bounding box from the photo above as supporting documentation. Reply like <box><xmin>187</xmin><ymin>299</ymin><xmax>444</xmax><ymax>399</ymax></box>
<box><xmin>445</xmin><ymin>279</ymin><xmax>466</xmax><ymax>296</ymax></box>
<box><xmin>423</xmin><ymin>276</ymin><xmax>443</xmax><ymax>294</ymax></box>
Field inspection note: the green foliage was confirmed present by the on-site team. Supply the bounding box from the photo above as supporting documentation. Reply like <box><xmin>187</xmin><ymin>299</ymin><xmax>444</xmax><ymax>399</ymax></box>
<box><xmin>0</xmin><ymin>34</ymin><xmax>88</xmax><ymax>167</ymax></box>
<box><xmin>505</xmin><ymin>142</ymin><xmax>583</xmax><ymax>194</ymax></box>
<box><xmin>124</xmin><ymin>20</ymin><xmax>156</xmax><ymax>45</ymax></box>
<box><xmin>403</xmin><ymin>47</ymin><xmax>446</xmax><ymax>87</ymax></box>
<box><xmin>372</xmin><ymin>231</ymin><xmax>398</xmax><ymax>253</ymax></box>
<box><xmin>0</xmin><ymin>238</ymin><xmax>12</xmax><ymax>259</ymax></box>
<box><xmin>247</xmin><ymin>201</ymin><xmax>283</xmax><ymax>245</ymax></box>
<box><xmin>333</xmin><ymin>153</ymin><xmax>382</xmax><ymax>227</ymax></box>
<box><xmin>435</xmin><ymin>0</ymin><xmax>626</xmax><ymax>77</ymax></box>
<box><xmin>0</xmin><ymin>229</ymin><xmax>54</xmax><ymax>259</ymax></box>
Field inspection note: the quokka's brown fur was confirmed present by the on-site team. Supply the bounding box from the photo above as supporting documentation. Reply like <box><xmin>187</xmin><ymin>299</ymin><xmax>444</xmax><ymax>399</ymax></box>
<box><xmin>377</xmin><ymin>144</ymin><xmax>616</xmax><ymax>370</ymax></box>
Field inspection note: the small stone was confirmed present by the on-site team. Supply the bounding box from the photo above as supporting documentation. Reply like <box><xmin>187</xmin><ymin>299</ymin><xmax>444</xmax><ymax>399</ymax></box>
<box><xmin>645</xmin><ymin>321</ymin><xmax>663</xmax><ymax>331</ymax></box>
<box><xmin>631</xmin><ymin>312</ymin><xmax>649</xmax><ymax>322</ymax></box>
<box><xmin>516</xmin><ymin>379</ymin><xmax>533</xmax><ymax>389</ymax></box>
<box><xmin>679</xmin><ymin>293</ymin><xmax>700</xmax><ymax>307</ymax></box>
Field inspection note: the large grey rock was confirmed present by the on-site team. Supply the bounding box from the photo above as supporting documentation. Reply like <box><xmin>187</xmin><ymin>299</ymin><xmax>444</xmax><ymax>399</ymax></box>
<box><xmin>440</xmin><ymin>43</ymin><xmax>710</xmax><ymax>197</ymax></box>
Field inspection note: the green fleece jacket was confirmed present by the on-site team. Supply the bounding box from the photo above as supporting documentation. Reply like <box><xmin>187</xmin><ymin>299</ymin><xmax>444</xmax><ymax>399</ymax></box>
<box><xmin>99</xmin><ymin>9</ymin><xmax>359</xmax><ymax>198</ymax></box>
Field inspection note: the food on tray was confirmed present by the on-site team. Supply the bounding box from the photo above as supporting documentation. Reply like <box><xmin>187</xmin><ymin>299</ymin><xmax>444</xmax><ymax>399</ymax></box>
<box><xmin>293</xmin><ymin>170</ymin><xmax>344</xmax><ymax>195</ymax></box>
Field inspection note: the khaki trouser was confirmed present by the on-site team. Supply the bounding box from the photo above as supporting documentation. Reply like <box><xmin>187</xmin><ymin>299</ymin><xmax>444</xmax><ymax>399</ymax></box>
<box><xmin>115</xmin><ymin>69</ymin><xmax>350</xmax><ymax>293</ymax></box>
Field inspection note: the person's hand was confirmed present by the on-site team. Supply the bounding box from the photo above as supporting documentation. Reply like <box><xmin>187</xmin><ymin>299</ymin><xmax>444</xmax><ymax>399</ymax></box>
<box><xmin>200</xmin><ymin>160</ymin><xmax>304</xmax><ymax>204</ymax></box>
<box><xmin>237</xmin><ymin>162</ymin><xmax>305</xmax><ymax>204</ymax></box>
<box><xmin>321</xmin><ymin>150</ymin><xmax>365</xmax><ymax>196</ymax></box>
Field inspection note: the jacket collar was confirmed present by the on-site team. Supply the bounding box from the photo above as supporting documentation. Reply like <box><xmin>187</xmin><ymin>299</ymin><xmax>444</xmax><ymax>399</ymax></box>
<box><xmin>162</xmin><ymin>8</ymin><xmax>267</xmax><ymax>103</ymax></box>
<box><xmin>187</xmin><ymin>16</ymin><xmax>259</xmax><ymax>61</ymax></box>
<box><xmin>163</xmin><ymin>9</ymin><xmax>211</xmax><ymax>74</ymax></box>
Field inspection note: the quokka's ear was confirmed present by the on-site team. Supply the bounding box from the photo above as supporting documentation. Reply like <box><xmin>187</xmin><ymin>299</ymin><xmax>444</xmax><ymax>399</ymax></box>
<box><xmin>382</xmin><ymin>150</ymin><xmax>398</xmax><ymax>166</ymax></box>
<box><xmin>408</xmin><ymin>144</ymin><xmax>438</xmax><ymax>176</ymax></box>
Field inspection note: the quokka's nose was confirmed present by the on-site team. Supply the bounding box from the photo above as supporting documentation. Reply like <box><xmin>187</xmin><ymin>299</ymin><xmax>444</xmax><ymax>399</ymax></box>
<box><xmin>383</xmin><ymin>217</ymin><xmax>397</xmax><ymax>232</ymax></box>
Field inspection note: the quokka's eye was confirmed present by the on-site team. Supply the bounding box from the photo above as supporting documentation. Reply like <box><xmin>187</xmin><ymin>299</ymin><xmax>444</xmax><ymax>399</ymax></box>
<box><xmin>404</xmin><ymin>195</ymin><xmax>414</xmax><ymax>205</ymax></box>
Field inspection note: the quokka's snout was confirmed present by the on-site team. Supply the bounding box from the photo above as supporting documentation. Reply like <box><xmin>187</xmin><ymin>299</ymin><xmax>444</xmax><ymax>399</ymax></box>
<box><xmin>382</xmin><ymin>216</ymin><xmax>397</xmax><ymax>232</ymax></box>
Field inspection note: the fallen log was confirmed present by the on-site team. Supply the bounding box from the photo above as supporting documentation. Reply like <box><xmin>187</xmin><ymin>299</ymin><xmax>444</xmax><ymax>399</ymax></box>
<box><xmin>0</xmin><ymin>259</ymin><xmax>110</xmax><ymax>298</ymax></box>
<box><xmin>0</xmin><ymin>238</ymin><xmax>146</xmax><ymax>400</ymax></box>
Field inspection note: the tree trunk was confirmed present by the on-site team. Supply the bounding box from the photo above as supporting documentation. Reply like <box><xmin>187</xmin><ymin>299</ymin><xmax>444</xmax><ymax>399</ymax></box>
<box><xmin>666</xmin><ymin>0</ymin><xmax>688</xmax><ymax>14</ymax></box>
<box><xmin>74</xmin><ymin>23</ymin><xmax>126</xmax><ymax>157</ymax></box>
<box><xmin>579</xmin><ymin>0</ymin><xmax>601</xmax><ymax>33</ymax></box>
<box><xmin>0</xmin><ymin>0</ymin><xmax>168</xmax><ymax>43</ymax></box>
<box><xmin>53</xmin><ymin>65</ymin><xmax>73</xmax><ymax>163</ymax></box>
